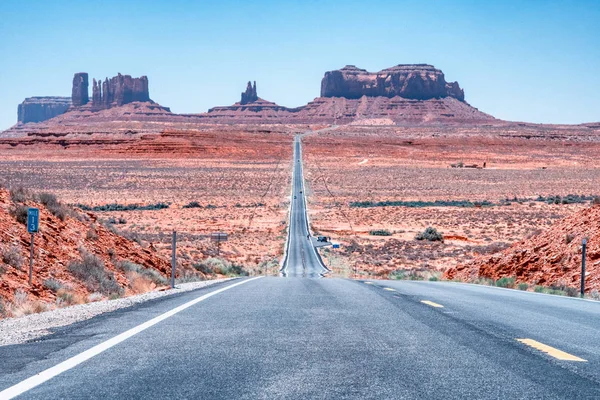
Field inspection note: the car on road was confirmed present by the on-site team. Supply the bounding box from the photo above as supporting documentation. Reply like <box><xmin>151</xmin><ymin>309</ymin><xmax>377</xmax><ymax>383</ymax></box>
<box><xmin>317</xmin><ymin>236</ymin><xmax>328</xmax><ymax>242</ymax></box>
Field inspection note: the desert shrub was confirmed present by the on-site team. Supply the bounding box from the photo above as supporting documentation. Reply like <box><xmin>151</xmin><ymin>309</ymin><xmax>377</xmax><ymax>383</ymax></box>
<box><xmin>472</xmin><ymin>242</ymin><xmax>511</xmax><ymax>255</ymax></box>
<box><xmin>76</xmin><ymin>202</ymin><xmax>170</xmax><ymax>212</ymax></box>
<box><xmin>43</xmin><ymin>278</ymin><xmax>63</xmax><ymax>292</ymax></box>
<box><xmin>534</xmin><ymin>285</ymin><xmax>545</xmax><ymax>293</ymax></box>
<box><xmin>473</xmin><ymin>277</ymin><xmax>495</xmax><ymax>286</ymax></box>
<box><xmin>182</xmin><ymin>201</ymin><xmax>202</xmax><ymax>209</ymax></box>
<box><xmin>590</xmin><ymin>289</ymin><xmax>600</xmax><ymax>300</ymax></box>
<box><xmin>206</xmin><ymin>204</ymin><xmax>217</xmax><ymax>209</ymax></box>
<box><xmin>369</xmin><ymin>229</ymin><xmax>392</xmax><ymax>236</ymax></box>
<box><xmin>565</xmin><ymin>234</ymin><xmax>576</xmax><ymax>244</ymax></box>
<box><xmin>564</xmin><ymin>286</ymin><xmax>579</xmax><ymax>297</ymax></box>
<box><xmin>389</xmin><ymin>269</ymin><xmax>424</xmax><ymax>281</ymax></box>
<box><xmin>495</xmin><ymin>277</ymin><xmax>515</xmax><ymax>288</ymax></box>
<box><xmin>197</xmin><ymin>257</ymin><xmax>248</xmax><ymax>276</ymax></box>
<box><xmin>350</xmin><ymin>199</ymin><xmax>495</xmax><ymax>208</ymax></box>
<box><xmin>68</xmin><ymin>250</ymin><xmax>123</xmax><ymax>296</ymax></box>
<box><xmin>192</xmin><ymin>260</ymin><xmax>214</xmax><ymax>275</ymax></box>
<box><xmin>517</xmin><ymin>283</ymin><xmax>529</xmax><ymax>291</ymax></box>
<box><xmin>415</xmin><ymin>227</ymin><xmax>443</xmax><ymax>242</ymax></box>
<box><xmin>38</xmin><ymin>192</ymin><xmax>58</xmax><ymax>207</ymax></box>
<box><xmin>118</xmin><ymin>260</ymin><xmax>167</xmax><ymax>285</ymax></box>
<box><xmin>88</xmin><ymin>292</ymin><xmax>103</xmax><ymax>302</ymax></box>
<box><xmin>86</xmin><ymin>227</ymin><xmax>98</xmax><ymax>241</ymax></box>
<box><xmin>429</xmin><ymin>276</ymin><xmax>439</xmax><ymax>281</ymax></box>
<box><xmin>10</xmin><ymin>205</ymin><xmax>28</xmax><ymax>225</ymax></box>
<box><xmin>9</xmin><ymin>187</ymin><xmax>29</xmax><ymax>203</ymax></box>
<box><xmin>1</xmin><ymin>245</ymin><xmax>24</xmax><ymax>270</ymax></box>
<box><xmin>593</xmin><ymin>197</ymin><xmax>600</xmax><ymax>205</ymax></box>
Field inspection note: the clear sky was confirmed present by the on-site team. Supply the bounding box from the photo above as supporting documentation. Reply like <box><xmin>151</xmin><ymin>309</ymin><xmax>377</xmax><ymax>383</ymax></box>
<box><xmin>0</xmin><ymin>0</ymin><xmax>598</xmax><ymax>130</ymax></box>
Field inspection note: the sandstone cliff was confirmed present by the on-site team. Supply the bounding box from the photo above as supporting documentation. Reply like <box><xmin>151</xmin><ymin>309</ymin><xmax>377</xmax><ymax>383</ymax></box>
<box><xmin>320</xmin><ymin>64</ymin><xmax>465</xmax><ymax>101</ymax></box>
<box><xmin>17</xmin><ymin>97</ymin><xmax>71</xmax><ymax>124</ymax></box>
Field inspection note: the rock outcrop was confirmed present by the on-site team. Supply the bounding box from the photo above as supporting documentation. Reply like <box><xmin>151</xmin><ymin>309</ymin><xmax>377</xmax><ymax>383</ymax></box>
<box><xmin>17</xmin><ymin>97</ymin><xmax>71</xmax><ymax>124</ymax></box>
<box><xmin>320</xmin><ymin>64</ymin><xmax>465</xmax><ymax>101</ymax></box>
<box><xmin>444</xmin><ymin>205</ymin><xmax>600</xmax><ymax>292</ymax></box>
<box><xmin>91</xmin><ymin>73</ymin><xmax>150</xmax><ymax>110</ymax></box>
<box><xmin>71</xmin><ymin>73</ymin><xmax>89</xmax><ymax>107</ymax></box>
<box><xmin>240</xmin><ymin>81</ymin><xmax>258</xmax><ymax>104</ymax></box>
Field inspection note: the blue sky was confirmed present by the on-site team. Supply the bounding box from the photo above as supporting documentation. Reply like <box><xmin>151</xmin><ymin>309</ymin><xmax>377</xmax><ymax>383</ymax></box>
<box><xmin>0</xmin><ymin>0</ymin><xmax>598</xmax><ymax>129</ymax></box>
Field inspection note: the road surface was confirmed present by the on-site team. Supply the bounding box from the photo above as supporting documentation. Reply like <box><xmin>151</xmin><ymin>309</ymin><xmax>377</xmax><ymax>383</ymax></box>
<box><xmin>1</xmin><ymin>278</ymin><xmax>599</xmax><ymax>399</ymax></box>
<box><xmin>280</xmin><ymin>135</ymin><xmax>328</xmax><ymax>278</ymax></box>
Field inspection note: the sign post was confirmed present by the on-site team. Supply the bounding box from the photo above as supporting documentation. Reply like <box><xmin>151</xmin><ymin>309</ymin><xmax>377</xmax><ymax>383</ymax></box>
<box><xmin>581</xmin><ymin>238</ymin><xmax>587</xmax><ymax>298</ymax></box>
<box><xmin>171</xmin><ymin>231</ymin><xmax>177</xmax><ymax>289</ymax></box>
<box><xmin>211</xmin><ymin>232</ymin><xmax>228</xmax><ymax>256</ymax></box>
<box><xmin>27</xmin><ymin>208</ymin><xmax>39</xmax><ymax>285</ymax></box>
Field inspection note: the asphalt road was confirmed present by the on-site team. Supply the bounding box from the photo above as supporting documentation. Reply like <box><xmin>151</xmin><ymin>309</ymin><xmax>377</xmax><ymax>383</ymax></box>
<box><xmin>281</xmin><ymin>135</ymin><xmax>328</xmax><ymax>278</ymax></box>
<box><xmin>1</xmin><ymin>278</ymin><xmax>599</xmax><ymax>399</ymax></box>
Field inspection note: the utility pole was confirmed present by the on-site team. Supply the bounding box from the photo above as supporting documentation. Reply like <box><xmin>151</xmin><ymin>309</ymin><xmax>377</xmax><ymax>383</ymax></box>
<box><xmin>171</xmin><ymin>231</ymin><xmax>177</xmax><ymax>289</ymax></box>
<box><xmin>581</xmin><ymin>238</ymin><xmax>587</xmax><ymax>298</ymax></box>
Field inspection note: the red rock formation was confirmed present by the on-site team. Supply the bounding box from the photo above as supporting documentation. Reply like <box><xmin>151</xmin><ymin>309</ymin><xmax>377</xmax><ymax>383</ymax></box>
<box><xmin>444</xmin><ymin>205</ymin><xmax>600</xmax><ymax>292</ymax></box>
<box><xmin>71</xmin><ymin>73</ymin><xmax>89</xmax><ymax>107</ymax></box>
<box><xmin>17</xmin><ymin>97</ymin><xmax>71</xmax><ymax>124</ymax></box>
<box><xmin>321</xmin><ymin>64</ymin><xmax>465</xmax><ymax>101</ymax></box>
<box><xmin>240</xmin><ymin>81</ymin><xmax>258</xmax><ymax>105</ymax></box>
<box><xmin>91</xmin><ymin>73</ymin><xmax>150</xmax><ymax>109</ymax></box>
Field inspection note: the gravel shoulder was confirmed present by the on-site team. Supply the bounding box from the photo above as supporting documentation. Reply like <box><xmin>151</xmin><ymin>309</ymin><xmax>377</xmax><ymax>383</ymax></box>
<box><xmin>0</xmin><ymin>278</ymin><xmax>234</xmax><ymax>347</ymax></box>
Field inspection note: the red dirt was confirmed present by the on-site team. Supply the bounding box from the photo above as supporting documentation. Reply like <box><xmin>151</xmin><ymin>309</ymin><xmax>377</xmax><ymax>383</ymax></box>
<box><xmin>444</xmin><ymin>205</ymin><xmax>600</xmax><ymax>292</ymax></box>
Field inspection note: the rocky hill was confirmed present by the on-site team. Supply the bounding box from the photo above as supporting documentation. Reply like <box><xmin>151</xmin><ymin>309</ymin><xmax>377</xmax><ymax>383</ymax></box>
<box><xmin>444</xmin><ymin>205</ymin><xmax>600</xmax><ymax>292</ymax></box>
<box><xmin>0</xmin><ymin>187</ymin><xmax>178</xmax><ymax>317</ymax></box>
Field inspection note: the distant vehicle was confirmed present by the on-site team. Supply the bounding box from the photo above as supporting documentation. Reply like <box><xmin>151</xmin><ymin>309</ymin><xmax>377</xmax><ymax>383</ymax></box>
<box><xmin>299</xmin><ymin>190</ymin><xmax>302</xmax><ymax>194</ymax></box>
<box><xmin>317</xmin><ymin>236</ymin><xmax>328</xmax><ymax>242</ymax></box>
<box><xmin>294</xmin><ymin>196</ymin><xmax>297</xmax><ymax>199</ymax></box>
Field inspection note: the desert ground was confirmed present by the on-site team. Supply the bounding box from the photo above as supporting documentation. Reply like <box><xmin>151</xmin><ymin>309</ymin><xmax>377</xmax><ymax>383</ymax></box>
<box><xmin>302</xmin><ymin>124</ymin><xmax>600</xmax><ymax>279</ymax></box>
<box><xmin>0</xmin><ymin>127</ymin><xmax>297</xmax><ymax>277</ymax></box>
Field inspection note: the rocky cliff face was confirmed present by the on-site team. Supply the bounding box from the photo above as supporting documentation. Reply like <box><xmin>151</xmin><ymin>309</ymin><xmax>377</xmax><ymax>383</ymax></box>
<box><xmin>71</xmin><ymin>73</ymin><xmax>89</xmax><ymax>107</ymax></box>
<box><xmin>91</xmin><ymin>73</ymin><xmax>150</xmax><ymax>110</ymax></box>
<box><xmin>17</xmin><ymin>97</ymin><xmax>72</xmax><ymax>124</ymax></box>
<box><xmin>320</xmin><ymin>64</ymin><xmax>465</xmax><ymax>101</ymax></box>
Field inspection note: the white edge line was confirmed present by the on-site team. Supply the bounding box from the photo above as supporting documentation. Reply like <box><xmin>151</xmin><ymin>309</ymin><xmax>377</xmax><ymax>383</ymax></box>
<box><xmin>0</xmin><ymin>277</ymin><xmax>263</xmax><ymax>400</ymax></box>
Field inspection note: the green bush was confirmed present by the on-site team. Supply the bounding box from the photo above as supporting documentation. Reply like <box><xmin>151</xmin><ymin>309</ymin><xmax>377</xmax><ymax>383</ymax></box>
<box><xmin>415</xmin><ymin>227</ymin><xmax>443</xmax><ymax>242</ymax></box>
<box><xmin>495</xmin><ymin>277</ymin><xmax>516</xmax><ymax>288</ymax></box>
<box><xmin>369</xmin><ymin>229</ymin><xmax>392</xmax><ymax>236</ymax></box>
<box><xmin>517</xmin><ymin>283</ymin><xmax>529</xmax><ymax>291</ymax></box>
<box><xmin>76</xmin><ymin>202</ymin><xmax>170</xmax><ymax>212</ymax></box>
<box><xmin>534</xmin><ymin>285</ymin><xmax>545</xmax><ymax>293</ymax></box>
<box><xmin>9</xmin><ymin>187</ymin><xmax>29</xmax><ymax>203</ymax></box>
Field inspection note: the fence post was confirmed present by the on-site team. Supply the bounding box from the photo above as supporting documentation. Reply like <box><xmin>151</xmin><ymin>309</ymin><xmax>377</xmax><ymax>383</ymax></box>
<box><xmin>171</xmin><ymin>231</ymin><xmax>177</xmax><ymax>289</ymax></box>
<box><xmin>581</xmin><ymin>238</ymin><xmax>587</xmax><ymax>298</ymax></box>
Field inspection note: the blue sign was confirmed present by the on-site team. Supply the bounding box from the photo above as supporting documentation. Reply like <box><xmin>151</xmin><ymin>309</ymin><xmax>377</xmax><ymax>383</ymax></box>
<box><xmin>27</xmin><ymin>208</ymin><xmax>39</xmax><ymax>233</ymax></box>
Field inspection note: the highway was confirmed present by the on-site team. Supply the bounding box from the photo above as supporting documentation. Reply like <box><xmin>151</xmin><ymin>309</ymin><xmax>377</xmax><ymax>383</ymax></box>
<box><xmin>280</xmin><ymin>135</ymin><xmax>328</xmax><ymax>278</ymax></box>
<box><xmin>0</xmin><ymin>135</ymin><xmax>599</xmax><ymax>398</ymax></box>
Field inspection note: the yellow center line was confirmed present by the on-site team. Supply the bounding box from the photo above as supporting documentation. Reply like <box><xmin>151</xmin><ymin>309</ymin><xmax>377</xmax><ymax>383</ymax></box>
<box><xmin>421</xmin><ymin>300</ymin><xmax>444</xmax><ymax>308</ymax></box>
<box><xmin>383</xmin><ymin>287</ymin><xmax>396</xmax><ymax>292</ymax></box>
<box><xmin>516</xmin><ymin>339</ymin><xmax>587</xmax><ymax>362</ymax></box>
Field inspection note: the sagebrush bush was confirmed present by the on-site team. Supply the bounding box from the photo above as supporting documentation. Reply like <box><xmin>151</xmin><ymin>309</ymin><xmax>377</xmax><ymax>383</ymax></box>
<box><xmin>10</xmin><ymin>205</ymin><xmax>28</xmax><ymax>225</ymax></box>
<box><xmin>415</xmin><ymin>227</ymin><xmax>443</xmax><ymax>242</ymax></box>
<box><xmin>68</xmin><ymin>250</ymin><xmax>123</xmax><ymax>296</ymax></box>
<box><xmin>517</xmin><ymin>283</ymin><xmax>529</xmax><ymax>291</ymax></box>
<box><xmin>10</xmin><ymin>187</ymin><xmax>29</xmax><ymax>203</ymax></box>
<box><xmin>1</xmin><ymin>245</ymin><xmax>24</xmax><ymax>270</ymax></box>
<box><xmin>43</xmin><ymin>278</ymin><xmax>63</xmax><ymax>292</ymax></box>
<box><xmin>118</xmin><ymin>260</ymin><xmax>167</xmax><ymax>285</ymax></box>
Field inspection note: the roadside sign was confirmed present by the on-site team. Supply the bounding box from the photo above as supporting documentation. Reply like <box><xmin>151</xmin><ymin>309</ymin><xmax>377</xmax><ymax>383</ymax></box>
<box><xmin>211</xmin><ymin>232</ymin><xmax>228</xmax><ymax>242</ymax></box>
<box><xmin>27</xmin><ymin>208</ymin><xmax>39</xmax><ymax>233</ymax></box>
